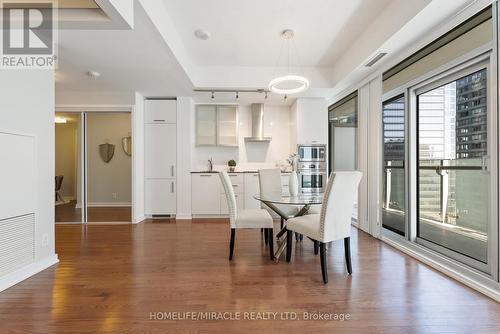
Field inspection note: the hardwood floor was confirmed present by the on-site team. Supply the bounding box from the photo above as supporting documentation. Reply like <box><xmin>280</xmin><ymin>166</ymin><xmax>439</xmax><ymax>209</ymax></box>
<box><xmin>1</xmin><ymin>219</ymin><xmax>499</xmax><ymax>333</ymax></box>
<box><xmin>55</xmin><ymin>200</ymin><xmax>131</xmax><ymax>222</ymax></box>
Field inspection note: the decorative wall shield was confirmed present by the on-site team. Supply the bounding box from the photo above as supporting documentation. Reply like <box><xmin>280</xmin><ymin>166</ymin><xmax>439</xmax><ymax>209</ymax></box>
<box><xmin>99</xmin><ymin>143</ymin><xmax>115</xmax><ymax>163</ymax></box>
<box><xmin>122</xmin><ymin>136</ymin><xmax>132</xmax><ymax>156</ymax></box>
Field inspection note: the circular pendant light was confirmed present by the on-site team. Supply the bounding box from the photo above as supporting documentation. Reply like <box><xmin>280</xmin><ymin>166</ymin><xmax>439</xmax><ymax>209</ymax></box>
<box><xmin>268</xmin><ymin>29</ymin><xmax>309</xmax><ymax>95</ymax></box>
<box><xmin>269</xmin><ymin>75</ymin><xmax>309</xmax><ymax>94</ymax></box>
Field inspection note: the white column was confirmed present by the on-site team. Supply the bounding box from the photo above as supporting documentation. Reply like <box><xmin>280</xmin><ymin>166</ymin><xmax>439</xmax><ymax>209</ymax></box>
<box><xmin>176</xmin><ymin>97</ymin><xmax>194</xmax><ymax>219</ymax></box>
<box><xmin>132</xmin><ymin>92</ymin><xmax>145</xmax><ymax>223</ymax></box>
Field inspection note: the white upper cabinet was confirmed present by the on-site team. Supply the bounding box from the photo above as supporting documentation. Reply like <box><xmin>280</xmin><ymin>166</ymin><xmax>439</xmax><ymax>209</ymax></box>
<box><xmin>195</xmin><ymin>104</ymin><xmax>238</xmax><ymax>147</ymax></box>
<box><xmin>145</xmin><ymin>123</ymin><xmax>177</xmax><ymax>179</ymax></box>
<box><xmin>145</xmin><ymin>100</ymin><xmax>177</xmax><ymax>124</ymax></box>
<box><xmin>195</xmin><ymin>105</ymin><xmax>217</xmax><ymax>146</ymax></box>
<box><xmin>217</xmin><ymin>105</ymin><xmax>238</xmax><ymax>147</ymax></box>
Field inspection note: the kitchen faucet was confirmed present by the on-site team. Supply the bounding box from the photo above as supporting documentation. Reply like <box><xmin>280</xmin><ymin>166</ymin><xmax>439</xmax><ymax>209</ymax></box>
<box><xmin>208</xmin><ymin>158</ymin><xmax>213</xmax><ymax>172</ymax></box>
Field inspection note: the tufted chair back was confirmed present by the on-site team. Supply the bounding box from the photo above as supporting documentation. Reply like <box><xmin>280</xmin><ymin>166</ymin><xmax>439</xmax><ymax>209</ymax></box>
<box><xmin>319</xmin><ymin>171</ymin><xmax>362</xmax><ymax>242</ymax></box>
<box><xmin>219</xmin><ymin>171</ymin><xmax>238</xmax><ymax>228</ymax></box>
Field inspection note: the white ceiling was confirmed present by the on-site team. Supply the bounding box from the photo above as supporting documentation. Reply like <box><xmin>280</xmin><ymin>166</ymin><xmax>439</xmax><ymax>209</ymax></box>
<box><xmin>56</xmin><ymin>2</ymin><xmax>194</xmax><ymax>105</ymax></box>
<box><xmin>162</xmin><ymin>0</ymin><xmax>393</xmax><ymax>67</ymax></box>
<box><xmin>55</xmin><ymin>0</ymin><xmax>484</xmax><ymax>105</ymax></box>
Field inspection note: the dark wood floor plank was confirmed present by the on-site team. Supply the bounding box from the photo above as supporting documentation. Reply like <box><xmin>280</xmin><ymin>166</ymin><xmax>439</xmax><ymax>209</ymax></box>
<box><xmin>0</xmin><ymin>219</ymin><xmax>499</xmax><ymax>333</ymax></box>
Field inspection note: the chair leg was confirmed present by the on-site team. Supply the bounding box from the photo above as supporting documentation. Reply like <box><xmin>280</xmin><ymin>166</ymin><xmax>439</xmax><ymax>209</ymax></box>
<box><xmin>320</xmin><ymin>242</ymin><xmax>328</xmax><ymax>284</ymax></box>
<box><xmin>229</xmin><ymin>228</ymin><xmax>236</xmax><ymax>261</ymax></box>
<box><xmin>268</xmin><ymin>228</ymin><xmax>274</xmax><ymax>260</ymax></box>
<box><xmin>344</xmin><ymin>237</ymin><xmax>352</xmax><ymax>275</ymax></box>
<box><xmin>264</xmin><ymin>228</ymin><xmax>269</xmax><ymax>246</ymax></box>
<box><xmin>313</xmin><ymin>241</ymin><xmax>319</xmax><ymax>255</ymax></box>
<box><xmin>280</xmin><ymin>218</ymin><xmax>284</xmax><ymax>229</ymax></box>
<box><xmin>300</xmin><ymin>234</ymin><xmax>303</xmax><ymax>242</ymax></box>
<box><xmin>286</xmin><ymin>230</ymin><xmax>293</xmax><ymax>262</ymax></box>
<box><xmin>295</xmin><ymin>232</ymin><xmax>299</xmax><ymax>241</ymax></box>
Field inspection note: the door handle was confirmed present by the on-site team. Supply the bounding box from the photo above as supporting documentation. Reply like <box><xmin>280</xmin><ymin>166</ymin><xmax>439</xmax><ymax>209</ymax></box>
<box><xmin>171</xmin><ymin>165</ymin><xmax>175</xmax><ymax>177</ymax></box>
<box><xmin>171</xmin><ymin>181</ymin><xmax>174</xmax><ymax>193</ymax></box>
<box><xmin>153</xmin><ymin>119</ymin><xmax>165</xmax><ymax>122</ymax></box>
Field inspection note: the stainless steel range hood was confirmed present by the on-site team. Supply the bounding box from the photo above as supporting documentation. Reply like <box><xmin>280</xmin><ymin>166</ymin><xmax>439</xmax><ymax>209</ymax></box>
<box><xmin>244</xmin><ymin>103</ymin><xmax>272</xmax><ymax>142</ymax></box>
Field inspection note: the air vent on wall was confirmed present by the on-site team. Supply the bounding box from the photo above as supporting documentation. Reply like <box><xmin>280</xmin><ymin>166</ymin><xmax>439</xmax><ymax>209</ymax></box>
<box><xmin>365</xmin><ymin>52</ymin><xmax>387</xmax><ymax>67</ymax></box>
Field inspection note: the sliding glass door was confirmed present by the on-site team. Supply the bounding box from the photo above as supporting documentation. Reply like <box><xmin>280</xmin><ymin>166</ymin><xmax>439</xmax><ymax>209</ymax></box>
<box><xmin>382</xmin><ymin>96</ymin><xmax>406</xmax><ymax>236</ymax></box>
<box><xmin>415</xmin><ymin>64</ymin><xmax>494</xmax><ymax>271</ymax></box>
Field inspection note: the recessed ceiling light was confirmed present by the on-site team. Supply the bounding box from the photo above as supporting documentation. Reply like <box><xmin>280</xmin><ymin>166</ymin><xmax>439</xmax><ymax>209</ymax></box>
<box><xmin>87</xmin><ymin>71</ymin><xmax>101</xmax><ymax>78</ymax></box>
<box><xmin>194</xmin><ymin>29</ymin><xmax>211</xmax><ymax>40</ymax></box>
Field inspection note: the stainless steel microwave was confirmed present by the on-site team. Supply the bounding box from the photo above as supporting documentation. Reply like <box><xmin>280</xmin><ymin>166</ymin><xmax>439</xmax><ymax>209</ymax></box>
<box><xmin>298</xmin><ymin>144</ymin><xmax>326</xmax><ymax>162</ymax></box>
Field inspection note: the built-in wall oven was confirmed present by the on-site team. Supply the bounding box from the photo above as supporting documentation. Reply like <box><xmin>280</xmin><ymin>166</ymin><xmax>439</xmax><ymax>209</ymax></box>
<box><xmin>297</xmin><ymin>145</ymin><xmax>327</xmax><ymax>193</ymax></box>
<box><xmin>298</xmin><ymin>144</ymin><xmax>326</xmax><ymax>162</ymax></box>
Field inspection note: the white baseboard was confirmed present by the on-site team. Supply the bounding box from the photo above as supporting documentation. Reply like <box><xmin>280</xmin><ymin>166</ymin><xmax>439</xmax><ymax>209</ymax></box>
<box><xmin>175</xmin><ymin>214</ymin><xmax>192</xmax><ymax>220</ymax></box>
<box><xmin>133</xmin><ymin>216</ymin><xmax>146</xmax><ymax>224</ymax></box>
<box><xmin>0</xmin><ymin>254</ymin><xmax>59</xmax><ymax>293</ymax></box>
<box><xmin>87</xmin><ymin>202</ymin><xmax>131</xmax><ymax>207</ymax></box>
<box><xmin>192</xmin><ymin>214</ymin><xmax>229</xmax><ymax>219</ymax></box>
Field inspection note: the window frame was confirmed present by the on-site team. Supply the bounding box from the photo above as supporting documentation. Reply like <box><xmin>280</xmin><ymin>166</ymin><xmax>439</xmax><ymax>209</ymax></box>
<box><xmin>408</xmin><ymin>54</ymin><xmax>497</xmax><ymax>276</ymax></box>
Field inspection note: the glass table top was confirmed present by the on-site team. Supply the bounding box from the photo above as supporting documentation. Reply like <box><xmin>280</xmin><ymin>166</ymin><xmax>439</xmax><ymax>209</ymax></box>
<box><xmin>253</xmin><ymin>192</ymin><xmax>324</xmax><ymax>205</ymax></box>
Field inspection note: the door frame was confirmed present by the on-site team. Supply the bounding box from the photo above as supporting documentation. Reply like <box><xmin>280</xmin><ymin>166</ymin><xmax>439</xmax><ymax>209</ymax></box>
<box><xmin>55</xmin><ymin>105</ymin><xmax>134</xmax><ymax>224</ymax></box>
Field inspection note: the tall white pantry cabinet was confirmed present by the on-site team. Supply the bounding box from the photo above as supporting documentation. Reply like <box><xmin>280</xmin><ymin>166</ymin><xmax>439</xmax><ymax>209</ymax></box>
<box><xmin>144</xmin><ymin>100</ymin><xmax>177</xmax><ymax>216</ymax></box>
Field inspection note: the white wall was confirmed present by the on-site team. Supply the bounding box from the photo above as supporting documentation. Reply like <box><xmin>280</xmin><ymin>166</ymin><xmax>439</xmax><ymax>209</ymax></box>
<box><xmin>86</xmin><ymin>113</ymin><xmax>132</xmax><ymax>206</ymax></box>
<box><xmin>0</xmin><ymin>69</ymin><xmax>58</xmax><ymax>290</ymax></box>
<box><xmin>177</xmin><ymin>97</ymin><xmax>194</xmax><ymax>219</ymax></box>
<box><xmin>132</xmin><ymin>93</ymin><xmax>145</xmax><ymax>223</ymax></box>
<box><xmin>191</xmin><ymin>105</ymin><xmax>294</xmax><ymax>171</ymax></box>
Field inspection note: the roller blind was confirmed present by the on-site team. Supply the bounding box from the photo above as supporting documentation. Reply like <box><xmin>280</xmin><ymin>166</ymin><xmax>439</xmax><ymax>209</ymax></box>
<box><xmin>383</xmin><ymin>6</ymin><xmax>492</xmax><ymax>93</ymax></box>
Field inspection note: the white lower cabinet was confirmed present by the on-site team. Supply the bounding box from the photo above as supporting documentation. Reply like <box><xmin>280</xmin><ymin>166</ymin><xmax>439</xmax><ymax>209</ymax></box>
<box><xmin>191</xmin><ymin>172</ymin><xmax>291</xmax><ymax>215</ymax></box>
<box><xmin>244</xmin><ymin>173</ymin><xmax>261</xmax><ymax>209</ymax></box>
<box><xmin>145</xmin><ymin>179</ymin><xmax>176</xmax><ymax>215</ymax></box>
<box><xmin>191</xmin><ymin>174</ymin><xmax>220</xmax><ymax>214</ymax></box>
<box><xmin>220</xmin><ymin>193</ymin><xmax>244</xmax><ymax>214</ymax></box>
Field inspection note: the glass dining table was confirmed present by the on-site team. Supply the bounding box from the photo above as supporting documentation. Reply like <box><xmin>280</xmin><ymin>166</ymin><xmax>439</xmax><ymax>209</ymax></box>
<box><xmin>253</xmin><ymin>192</ymin><xmax>324</xmax><ymax>261</ymax></box>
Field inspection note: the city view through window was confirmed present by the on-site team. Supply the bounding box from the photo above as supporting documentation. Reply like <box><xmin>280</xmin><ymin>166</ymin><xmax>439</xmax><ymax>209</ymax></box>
<box><xmin>383</xmin><ymin>69</ymin><xmax>488</xmax><ymax>263</ymax></box>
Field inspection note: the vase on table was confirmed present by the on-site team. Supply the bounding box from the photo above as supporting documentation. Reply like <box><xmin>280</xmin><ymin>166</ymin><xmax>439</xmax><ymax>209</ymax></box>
<box><xmin>289</xmin><ymin>171</ymin><xmax>299</xmax><ymax>196</ymax></box>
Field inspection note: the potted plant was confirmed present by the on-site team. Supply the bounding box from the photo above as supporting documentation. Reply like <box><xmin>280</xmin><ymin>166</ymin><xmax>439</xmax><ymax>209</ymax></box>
<box><xmin>228</xmin><ymin>159</ymin><xmax>237</xmax><ymax>172</ymax></box>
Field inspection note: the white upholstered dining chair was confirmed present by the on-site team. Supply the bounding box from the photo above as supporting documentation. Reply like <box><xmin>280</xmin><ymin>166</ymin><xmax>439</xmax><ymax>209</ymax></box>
<box><xmin>219</xmin><ymin>171</ymin><xmax>274</xmax><ymax>260</ymax></box>
<box><xmin>258</xmin><ymin>168</ymin><xmax>299</xmax><ymax>230</ymax></box>
<box><xmin>285</xmin><ymin>171</ymin><xmax>362</xmax><ymax>283</ymax></box>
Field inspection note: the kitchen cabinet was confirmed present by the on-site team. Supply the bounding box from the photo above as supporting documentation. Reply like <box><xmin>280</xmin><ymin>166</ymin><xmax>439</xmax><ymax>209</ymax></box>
<box><xmin>195</xmin><ymin>104</ymin><xmax>238</xmax><ymax>147</ymax></box>
<box><xmin>220</xmin><ymin>193</ymin><xmax>245</xmax><ymax>214</ymax></box>
<box><xmin>145</xmin><ymin>100</ymin><xmax>177</xmax><ymax>216</ymax></box>
<box><xmin>195</xmin><ymin>105</ymin><xmax>217</xmax><ymax>146</ymax></box>
<box><xmin>217</xmin><ymin>105</ymin><xmax>238</xmax><ymax>146</ymax></box>
<box><xmin>145</xmin><ymin>123</ymin><xmax>177</xmax><ymax>179</ymax></box>
<box><xmin>244</xmin><ymin>173</ymin><xmax>261</xmax><ymax>209</ymax></box>
<box><xmin>145</xmin><ymin>100</ymin><xmax>177</xmax><ymax>124</ymax></box>
<box><xmin>220</xmin><ymin>173</ymin><xmax>243</xmax><ymax>214</ymax></box>
<box><xmin>191</xmin><ymin>174</ymin><xmax>220</xmax><ymax>214</ymax></box>
<box><xmin>191</xmin><ymin>172</ymin><xmax>291</xmax><ymax>216</ymax></box>
<box><xmin>145</xmin><ymin>179</ymin><xmax>176</xmax><ymax>215</ymax></box>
